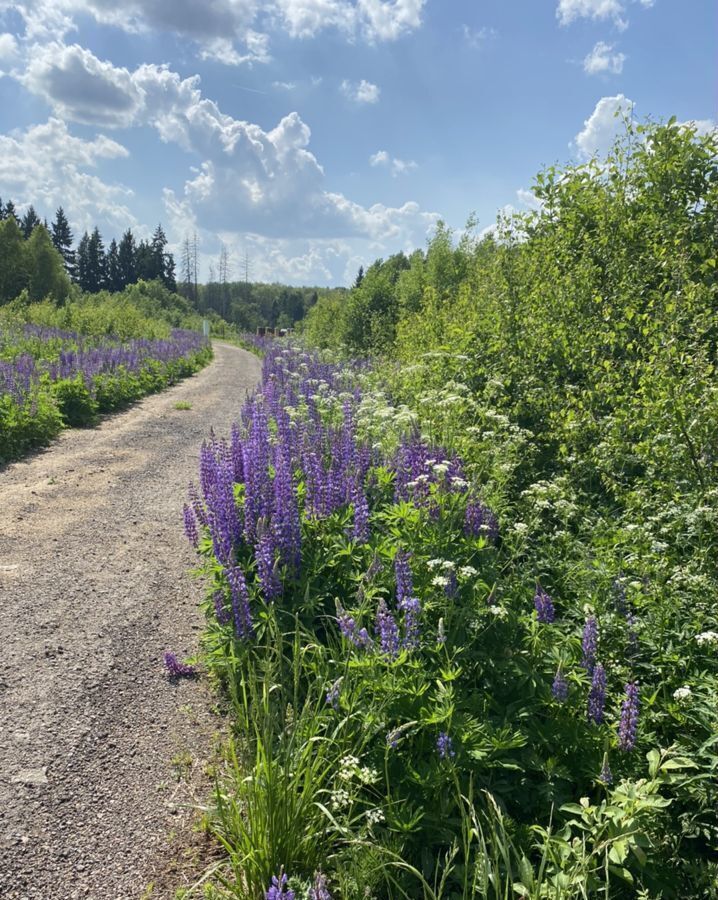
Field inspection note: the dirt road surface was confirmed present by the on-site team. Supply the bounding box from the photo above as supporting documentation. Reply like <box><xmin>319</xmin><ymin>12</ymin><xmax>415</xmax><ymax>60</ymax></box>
<box><xmin>0</xmin><ymin>342</ymin><xmax>262</xmax><ymax>899</ymax></box>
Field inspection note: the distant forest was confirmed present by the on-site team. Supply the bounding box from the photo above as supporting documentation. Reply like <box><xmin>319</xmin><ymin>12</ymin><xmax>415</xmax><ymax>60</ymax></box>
<box><xmin>0</xmin><ymin>199</ymin><xmax>345</xmax><ymax>331</ymax></box>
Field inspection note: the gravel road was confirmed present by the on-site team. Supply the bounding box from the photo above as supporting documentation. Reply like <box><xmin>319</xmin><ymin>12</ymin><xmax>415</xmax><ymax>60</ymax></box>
<box><xmin>0</xmin><ymin>342</ymin><xmax>262</xmax><ymax>900</ymax></box>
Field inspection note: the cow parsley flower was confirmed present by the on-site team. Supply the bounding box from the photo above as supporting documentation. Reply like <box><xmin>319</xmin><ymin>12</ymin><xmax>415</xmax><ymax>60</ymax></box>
<box><xmin>673</xmin><ymin>685</ymin><xmax>692</xmax><ymax>701</ymax></box>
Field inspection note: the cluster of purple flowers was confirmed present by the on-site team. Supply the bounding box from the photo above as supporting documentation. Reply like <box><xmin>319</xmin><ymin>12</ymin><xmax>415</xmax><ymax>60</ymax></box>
<box><xmin>437</xmin><ymin>731</ymin><xmax>456</xmax><ymax>759</ymax></box>
<box><xmin>581</xmin><ymin>616</ymin><xmax>598</xmax><ymax>673</ymax></box>
<box><xmin>534</xmin><ymin>584</ymin><xmax>556</xmax><ymax>624</ymax></box>
<box><xmin>587</xmin><ymin>663</ymin><xmax>607</xmax><ymax>724</ymax></box>
<box><xmin>1</xmin><ymin>323</ymin><xmax>208</xmax><ymax>408</ymax></box>
<box><xmin>266</xmin><ymin>873</ymin><xmax>294</xmax><ymax>900</ymax></box>
<box><xmin>163</xmin><ymin>651</ymin><xmax>197</xmax><ymax>678</ymax></box>
<box><xmin>552</xmin><ymin>667</ymin><xmax>569</xmax><ymax>702</ymax></box>
<box><xmin>188</xmin><ymin>343</ymin><xmax>497</xmax><ymax>657</ymax></box>
<box><xmin>618</xmin><ymin>682</ymin><xmax>640</xmax><ymax>751</ymax></box>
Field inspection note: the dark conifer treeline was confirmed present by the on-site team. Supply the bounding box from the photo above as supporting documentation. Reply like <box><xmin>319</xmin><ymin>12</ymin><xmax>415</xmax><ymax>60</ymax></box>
<box><xmin>0</xmin><ymin>199</ymin><xmax>176</xmax><ymax>302</ymax></box>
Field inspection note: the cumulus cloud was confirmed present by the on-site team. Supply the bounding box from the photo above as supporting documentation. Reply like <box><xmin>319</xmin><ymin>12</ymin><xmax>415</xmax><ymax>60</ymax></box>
<box><xmin>557</xmin><ymin>0</ymin><xmax>628</xmax><ymax>28</ymax></box>
<box><xmin>15</xmin><ymin>44</ymin><xmax>435</xmax><ymax>241</ymax></box>
<box><xmin>583</xmin><ymin>41</ymin><xmax>626</xmax><ymax>74</ymax></box>
<box><xmin>0</xmin><ymin>117</ymin><xmax>135</xmax><ymax>233</ymax></box>
<box><xmin>370</xmin><ymin>149</ymin><xmax>417</xmax><ymax>176</ymax></box>
<box><xmin>574</xmin><ymin>94</ymin><xmax>634</xmax><ymax>159</ymax></box>
<box><xmin>341</xmin><ymin>78</ymin><xmax>380</xmax><ymax>103</ymax></box>
<box><xmin>5</xmin><ymin>0</ymin><xmax>426</xmax><ymax>64</ymax></box>
<box><xmin>557</xmin><ymin>0</ymin><xmax>654</xmax><ymax>29</ymax></box>
<box><xmin>22</xmin><ymin>43</ymin><xmax>144</xmax><ymax>126</ymax></box>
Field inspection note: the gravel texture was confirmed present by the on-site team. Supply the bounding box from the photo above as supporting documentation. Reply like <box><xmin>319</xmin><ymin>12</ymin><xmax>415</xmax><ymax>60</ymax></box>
<box><xmin>0</xmin><ymin>342</ymin><xmax>262</xmax><ymax>899</ymax></box>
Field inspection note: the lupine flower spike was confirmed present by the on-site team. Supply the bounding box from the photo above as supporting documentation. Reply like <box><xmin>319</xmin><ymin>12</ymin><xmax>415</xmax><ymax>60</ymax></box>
<box><xmin>618</xmin><ymin>682</ymin><xmax>640</xmax><ymax>751</ymax></box>
<box><xmin>163</xmin><ymin>652</ymin><xmax>197</xmax><ymax>678</ymax></box>
<box><xmin>534</xmin><ymin>584</ymin><xmax>556</xmax><ymax>624</ymax></box>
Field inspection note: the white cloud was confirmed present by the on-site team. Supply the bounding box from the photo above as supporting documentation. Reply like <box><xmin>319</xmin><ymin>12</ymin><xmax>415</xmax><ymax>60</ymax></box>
<box><xmin>370</xmin><ymin>149</ymin><xmax>417</xmax><ymax>176</ymax></box>
<box><xmin>273</xmin><ymin>80</ymin><xmax>297</xmax><ymax>90</ymax></box>
<box><xmin>0</xmin><ymin>117</ymin><xmax>135</xmax><ymax>234</ymax></box>
<box><xmin>341</xmin><ymin>78</ymin><xmax>380</xmax><ymax>104</ymax></box>
<box><xmin>557</xmin><ymin>0</ymin><xmax>654</xmax><ymax>29</ymax></box>
<box><xmin>0</xmin><ymin>31</ymin><xmax>19</xmax><ymax>61</ymax></box>
<box><xmin>583</xmin><ymin>41</ymin><xmax>626</xmax><ymax>74</ymax></box>
<box><xmin>275</xmin><ymin>0</ymin><xmax>425</xmax><ymax>41</ymax></box>
<box><xmin>516</xmin><ymin>188</ymin><xmax>542</xmax><ymax>211</ymax></box>
<box><xmin>4</xmin><ymin>0</ymin><xmax>426</xmax><ymax>65</ymax></box>
<box><xmin>461</xmin><ymin>24</ymin><xmax>497</xmax><ymax>48</ymax></box>
<box><xmin>676</xmin><ymin>119</ymin><xmax>716</xmax><ymax>137</ymax></box>
<box><xmin>557</xmin><ymin>0</ymin><xmax>627</xmax><ymax>28</ymax></box>
<box><xmin>22</xmin><ymin>43</ymin><xmax>144</xmax><ymax>126</ymax></box>
<box><xmin>574</xmin><ymin>94</ymin><xmax>634</xmax><ymax>159</ymax></box>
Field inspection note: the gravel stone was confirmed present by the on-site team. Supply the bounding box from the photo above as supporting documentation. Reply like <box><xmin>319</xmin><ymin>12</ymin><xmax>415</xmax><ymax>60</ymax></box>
<box><xmin>0</xmin><ymin>343</ymin><xmax>261</xmax><ymax>899</ymax></box>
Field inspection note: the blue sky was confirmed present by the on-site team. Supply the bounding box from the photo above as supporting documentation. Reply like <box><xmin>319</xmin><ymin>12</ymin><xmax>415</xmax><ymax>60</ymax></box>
<box><xmin>0</xmin><ymin>0</ymin><xmax>715</xmax><ymax>285</ymax></box>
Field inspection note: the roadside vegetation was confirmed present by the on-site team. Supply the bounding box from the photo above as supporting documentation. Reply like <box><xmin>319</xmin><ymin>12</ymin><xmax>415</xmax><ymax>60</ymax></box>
<box><xmin>183</xmin><ymin>120</ymin><xmax>718</xmax><ymax>899</ymax></box>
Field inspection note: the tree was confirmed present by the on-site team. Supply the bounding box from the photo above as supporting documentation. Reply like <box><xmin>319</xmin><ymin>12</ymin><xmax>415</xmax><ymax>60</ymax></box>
<box><xmin>163</xmin><ymin>250</ymin><xmax>177</xmax><ymax>292</ymax></box>
<box><xmin>50</xmin><ymin>207</ymin><xmax>75</xmax><ymax>279</ymax></box>
<box><xmin>118</xmin><ymin>229</ymin><xmax>136</xmax><ymax>288</ymax></box>
<box><xmin>0</xmin><ymin>217</ymin><xmax>28</xmax><ymax>302</ymax></box>
<box><xmin>4</xmin><ymin>200</ymin><xmax>18</xmax><ymax>223</ymax></box>
<box><xmin>27</xmin><ymin>224</ymin><xmax>70</xmax><ymax>302</ymax></box>
<box><xmin>76</xmin><ymin>232</ymin><xmax>90</xmax><ymax>291</ymax></box>
<box><xmin>21</xmin><ymin>205</ymin><xmax>41</xmax><ymax>239</ymax></box>
<box><xmin>106</xmin><ymin>238</ymin><xmax>122</xmax><ymax>292</ymax></box>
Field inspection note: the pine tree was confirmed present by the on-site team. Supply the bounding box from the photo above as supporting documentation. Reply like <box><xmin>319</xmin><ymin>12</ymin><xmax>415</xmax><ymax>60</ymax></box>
<box><xmin>4</xmin><ymin>200</ymin><xmax>18</xmax><ymax>223</ymax></box>
<box><xmin>21</xmin><ymin>205</ymin><xmax>40</xmax><ymax>239</ymax></box>
<box><xmin>50</xmin><ymin>207</ymin><xmax>75</xmax><ymax>279</ymax></box>
<box><xmin>118</xmin><ymin>229</ymin><xmax>136</xmax><ymax>288</ymax></box>
<box><xmin>0</xmin><ymin>198</ymin><xmax>5</xmax><ymax>221</ymax></box>
<box><xmin>106</xmin><ymin>238</ymin><xmax>122</xmax><ymax>292</ymax></box>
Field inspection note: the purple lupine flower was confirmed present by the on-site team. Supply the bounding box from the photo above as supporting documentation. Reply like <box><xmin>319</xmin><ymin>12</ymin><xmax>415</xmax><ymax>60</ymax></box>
<box><xmin>188</xmin><ymin>481</ymin><xmax>207</xmax><ymax>527</ymax></box>
<box><xmin>599</xmin><ymin>754</ymin><xmax>613</xmax><ymax>785</ymax></box>
<box><xmin>309</xmin><ymin>872</ymin><xmax>332</xmax><ymax>900</ymax></box>
<box><xmin>464</xmin><ymin>499</ymin><xmax>499</xmax><ymax>542</ymax></box>
<box><xmin>618</xmin><ymin>682</ymin><xmax>640</xmax><ymax>751</ymax></box>
<box><xmin>587</xmin><ymin>663</ymin><xmax>607</xmax><ymax>725</ymax></box>
<box><xmin>272</xmin><ymin>444</ymin><xmax>301</xmax><ymax>571</ymax></box>
<box><xmin>534</xmin><ymin>584</ymin><xmax>556</xmax><ymax>624</ymax></box>
<box><xmin>437</xmin><ymin>731</ymin><xmax>455</xmax><ymax>759</ymax></box>
<box><xmin>399</xmin><ymin>595</ymin><xmax>421</xmax><ymax>650</ymax></box>
<box><xmin>552</xmin><ymin>668</ymin><xmax>569</xmax><ymax>702</ymax></box>
<box><xmin>444</xmin><ymin>567</ymin><xmax>458</xmax><ymax>598</ymax></box>
<box><xmin>581</xmin><ymin>616</ymin><xmax>598</xmax><ymax>674</ymax></box>
<box><xmin>395</xmin><ymin>550</ymin><xmax>413</xmax><ymax>606</ymax></box>
<box><xmin>213</xmin><ymin>590</ymin><xmax>232</xmax><ymax>626</ymax></box>
<box><xmin>183</xmin><ymin>503</ymin><xmax>199</xmax><ymax>549</ymax></box>
<box><xmin>226</xmin><ymin>566</ymin><xmax>253</xmax><ymax>638</ymax></box>
<box><xmin>375</xmin><ymin>599</ymin><xmax>400</xmax><ymax>659</ymax></box>
<box><xmin>163</xmin><ymin>651</ymin><xmax>197</xmax><ymax>677</ymax></box>
<box><xmin>230</xmin><ymin>422</ymin><xmax>244</xmax><ymax>484</ymax></box>
<box><xmin>325</xmin><ymin>678</ymin><xmax>342</xmax><ymax>710</ymax></box>
<box><xmin>337</xmin><ymin>608</ymin><xmax>372</xmax><ymax>649</ymax></box>
<box><xmin>266</xmin><ymin>873</ymin><xmax>294</xmax><ymax>900</ymax></box>
<box><xmin>351</xmin><ymin>481</ymin><xmax>370</xmax><ymax>543</ymax></box>
<box><xmin>255</xmin><ymin>530</ymin><xmax>282</xmax><ymax>601</ymax></box>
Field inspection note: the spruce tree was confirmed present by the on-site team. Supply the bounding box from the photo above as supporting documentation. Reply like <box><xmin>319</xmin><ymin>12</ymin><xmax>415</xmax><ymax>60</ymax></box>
<box><xmin>106</xmin><ymin>238</ymin><xmax>122</xmax><ymax>292</ymax></box>
<box><xmin>118</xmin><ymin>229</ymin><xmax>136</xmax><ymax>288</ymax></box>
<box><xmin>150</xmin><ymin>224</ymin><xmax>167</xmax><ymax>282</ymax></box>
<box><xmin>21</xmin><ymin>205</ymin><xmax>40</xmax><ymax>238</ymax></box>
<box><xmin>76</xmin><ymin>232</ymin><xmax>91</xmax><ymax>292</ymax></box>
<box><xmin>4</xmin><ymin>201</ymin><xmax>18</xmax><ymax>223</ymax></box>
<box><xmin>50</xmin><ymin>207</ymin><xmax>76</xmax><ymax>279</ymax></box>
<box><xmin>83</xmin><ymin>227</ymin><xmax>107</xmax><ymax>292</ymax></box>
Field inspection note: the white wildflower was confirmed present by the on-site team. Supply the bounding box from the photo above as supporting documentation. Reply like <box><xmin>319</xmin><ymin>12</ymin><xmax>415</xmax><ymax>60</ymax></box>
<box><xmin>441</xmin><ymin>560</ymin><xmax>456</xmax><ymax>571</ymax></box>
<box><xmin>432</xmin><ymin>575</ymin><xmax>450</xmax><ymax>588</ymax></box>
<box><xmin>458</xmin><ymin>566</ymin><xmax>478</xmax><ymax>579</ymax></box>
<box><xmin>696</xmin><ymin>631</ymin><xmax>718</xmax><ymax>646</ymax></box>
<box><xmin>366</xmin><ymin>808</ymin><xmax>385</xmax><ymax>826</ymax></box>
<box><xmin>673</xmin><ymin>686</ymin><xmax>692</xmax><ymax>701</ymax></box>
<box><xmin>488</xmin><ymin>606</ymin><xmax>509</xmax><ymax>619</ymax></box>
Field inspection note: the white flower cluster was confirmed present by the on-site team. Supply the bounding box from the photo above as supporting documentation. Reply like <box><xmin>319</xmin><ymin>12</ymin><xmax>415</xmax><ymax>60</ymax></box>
<box><xmin>673</xmin><ymin>686</ymin><xmax>692</xmax><ymax>701</ymax></box>
<box><xmin>696</xmin><ymin>631</ymin><xmax>718</xmax><ymax>646</ymax></box>
<box><xmin>365</xmin><ymin>808</ymin><xmax>385</xmax><ymax>826</ymax></box>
